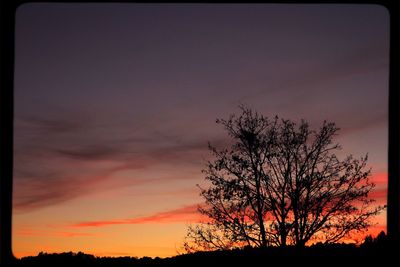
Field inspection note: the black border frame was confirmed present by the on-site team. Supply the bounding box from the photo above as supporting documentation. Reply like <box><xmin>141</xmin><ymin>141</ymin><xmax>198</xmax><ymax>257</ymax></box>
<box><xmin>1</xmin><ymin>1</ymin><xmax>399</xmax><ymax>265</ymax></box>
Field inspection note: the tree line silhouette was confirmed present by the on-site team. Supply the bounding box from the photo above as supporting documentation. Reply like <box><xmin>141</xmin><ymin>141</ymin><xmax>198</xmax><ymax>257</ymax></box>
<box><xmin>14</xmin><ymin>232</ymin><xmax>394</xmax><ymax>267</ymax></box>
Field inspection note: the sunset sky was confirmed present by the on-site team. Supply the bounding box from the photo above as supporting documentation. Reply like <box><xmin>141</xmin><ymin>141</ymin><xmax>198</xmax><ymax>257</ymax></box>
<box><xmin>13</xmin><ymin>3</ymin><xmax>389</xmax><ymax>258</ymax></box>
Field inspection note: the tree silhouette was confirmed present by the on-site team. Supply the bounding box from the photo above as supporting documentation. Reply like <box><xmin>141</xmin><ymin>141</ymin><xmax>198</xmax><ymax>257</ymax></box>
<box><xmin>184</xmin><ymin>107</ymin><xmax>384</xmax><ymax>252</ymax></box>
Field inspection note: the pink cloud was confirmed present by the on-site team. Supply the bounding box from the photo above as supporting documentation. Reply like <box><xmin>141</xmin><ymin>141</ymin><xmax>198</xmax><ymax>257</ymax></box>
<box><xmin>13</xmin><ymin>138</ymin><xmax>208</xmax><ymax>213</ymax></box>
<box><xmin>337</xmin><ymin>112</ymin><xmax>387</xmax><ymax>137</ymax></box>
<box><xmin>371</xmin><ymin>172</ymin><xmax>387</xmax><ymax>186</ymax></box>
<box><xmin>72</xmin><ymin>204</ymin><xmax>203</xmax><ymax>228</ymax></box>
<box><xmin>369</xmin><ymin>187</ymin><xmax>387</xmax><ymax>199</ymax></box>
<box><xmin>366</xmin><ymin>171</ymin><xmax>387</xmax><ymax>205</ymax></box>
<box><xmin>368</xmin><ymin>188</ymin><xmax>387</xmax><ymax>206</ymax></box>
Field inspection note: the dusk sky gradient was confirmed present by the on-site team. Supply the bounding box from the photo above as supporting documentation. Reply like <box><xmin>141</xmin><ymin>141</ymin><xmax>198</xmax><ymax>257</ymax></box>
<box><xmin>13</xmin><ymin>3</ymin><xmax>389</xmax><ymax>258</ymax></box>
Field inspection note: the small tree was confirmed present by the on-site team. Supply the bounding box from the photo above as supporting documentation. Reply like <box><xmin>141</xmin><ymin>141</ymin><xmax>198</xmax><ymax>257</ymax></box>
<box><xmin>184</xmin><ymin>107</ymin><xmax>384</xmax><ymax>251</ymax></box>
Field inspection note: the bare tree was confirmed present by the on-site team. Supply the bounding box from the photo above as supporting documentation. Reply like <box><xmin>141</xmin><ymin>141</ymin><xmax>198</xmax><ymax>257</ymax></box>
<box><xmin>270</xmin><ymin>119</ymin><xmax>384</xmax><ymax>247</ymax></box>
<box><xmin>184</xmin><ymin>107</ymin><xmax>384</xmax><ymax>251</ymax></box>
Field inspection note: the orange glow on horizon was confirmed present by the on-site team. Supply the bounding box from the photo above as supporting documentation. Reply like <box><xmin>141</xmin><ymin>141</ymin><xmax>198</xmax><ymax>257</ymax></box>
<box><xmin>12</xmin><ymin>172</ymin><xmax>388</xmax><ymax>259</ymax></box>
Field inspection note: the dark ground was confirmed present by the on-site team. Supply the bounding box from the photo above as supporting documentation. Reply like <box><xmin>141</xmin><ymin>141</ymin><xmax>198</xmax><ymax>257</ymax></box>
<box><xmin>12</xmin><ymin>239</ymin><xmax>399</xmax><ymax>267</ymax></box>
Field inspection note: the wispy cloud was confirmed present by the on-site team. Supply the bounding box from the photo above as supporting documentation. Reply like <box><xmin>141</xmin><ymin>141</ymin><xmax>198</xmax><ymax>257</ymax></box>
<box><xmin>71</xmin><ymin>204</ymin><xmax>202</xmax><ymax>228</ymax></box>
<box><xmin>369</xmin><ymin>188</ymin><xmax>387</xmax><ymax>205</ymax></box>
<box><xmin>16</xmin><ymin>229</ymin><xmax>96</xmax><ymax>238</ymax></box>
<box><xmin>371</xmin><ymin>172</ymin><xmax>387</xmax><ymax>186</ymax></box>
<box><xmin>13</xmin><ymin>101</ymin><xmax>388</xmax><ymax>215</ymax></box>
<box><xmin>56</xmin><ymin>145</ymin><xmax>123</xmax><ymax>161</ymax></box>
<box><xmin>366</xmin><ymin>172</ymin><xmax>387</xmax><ymax>205</ymax></box>
<box><xmin>13</xmin><ymin>112</ymin><xmax>216</xmax><ymax>212</ymax></box>
<box><xmin>334</xmin><ymin>111</ymin><xmax>387</xmax><ymax>137</ymax></box>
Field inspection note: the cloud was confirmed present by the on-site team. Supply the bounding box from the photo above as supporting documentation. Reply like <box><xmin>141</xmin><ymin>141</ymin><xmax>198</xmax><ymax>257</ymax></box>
<box><xmin>15</xmin><ymin>115</ymin><xmax>87</xmax><ymax>135</ymax></box>
<box><xmin>13</xmin><ymin>104</ymin><xmax>387</xmax><ymax>215</ymax></box>
<box><xmin>72</xmin><ymin>204</ymin><xmax>202</xmax><ymax>228</ymax></box>
<box><xmin>13</xmin><ymin>112</ymin><xmax>218</xmax><ymax>212</ymax></box>
<box><xmin>13</xmin><ymin>171</ymin><xmax>117</xmax><ymax>212</ymax></box>
<box><xmin>13</xmin><ymin>143</ymin><xmax>207</xmax><ymax>212</ymax></box>
<box><xmin>371</xmin><ymin>172</ymin><xmax>387</xmax><ymax>186</ymax></box>
<box><xmin>368</xmin><ymin>188</ymin><xmax>387</xmax><ymax>205</ymax></box>
<box><xmin>16</xmin><ymin>229</ymin><xmax>96</xmax><ymax>238</ymax></box>
<box><xmin>13</xmin><ymin>166</ymin><xmax>157</xmax><ymax>213</ymax></box>
<box><xmin>334</xmin><ymin>111</ymin><xmax>387</xmax><ymax>137</ymax></box>
<box><xmin>56</xmin><ymin>145</ymin><xmax>122</xmax><ymax>161</ymax></box>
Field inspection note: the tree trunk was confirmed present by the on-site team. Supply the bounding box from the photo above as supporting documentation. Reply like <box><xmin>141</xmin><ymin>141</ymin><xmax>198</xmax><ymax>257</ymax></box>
<box><xmin>280</xmin><ymin>224</ymin><xmax>287</xmax><ymax>247</ymax></box>
<box><xmin>259</xmin><ymin>215</ymin><xmax>267</xmax><ymax>247</ymax></box>
<box><xmin>296</xmin><ymin>239</ymin><xmax>306</xmax><ymax>248</ymax></box>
